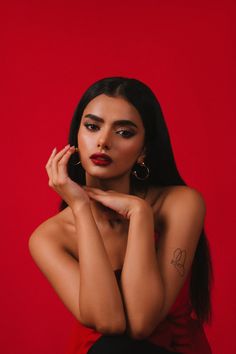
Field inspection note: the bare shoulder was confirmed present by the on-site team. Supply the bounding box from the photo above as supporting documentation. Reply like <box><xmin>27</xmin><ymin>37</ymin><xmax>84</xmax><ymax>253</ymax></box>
<box><xmin>28</xmin><ymin>206</ymin><xmax>77</xmax><ymax>258</ymax></box>
<box><xmin>148</xmin><ymin>185</ymin><xmax>206</xmax><ymax>230</ymax></box>
<box><xmin>161</xmin><ymin>185</ymin><xmax>206</xmax><ymax>216</ymax></box>
<box><xmin>155</xmin><ymin>186</ymin><xmax>206</xmax><ymax>233</ymax></box>
<box><xmin>29</xmin><ymin>214</ymin><xmax>60</xmax><ymax>243</ymax></box>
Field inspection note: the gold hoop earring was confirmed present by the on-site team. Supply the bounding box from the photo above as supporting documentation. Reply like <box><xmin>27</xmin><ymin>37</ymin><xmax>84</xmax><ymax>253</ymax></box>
<box><xmin>132</xmin><ymin>161</ymin><xmax>150</xmax><ymax>180</ymax></box>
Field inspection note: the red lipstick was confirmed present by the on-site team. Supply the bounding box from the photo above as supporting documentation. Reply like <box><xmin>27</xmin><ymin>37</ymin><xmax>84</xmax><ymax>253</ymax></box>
<box><xmin>90</xmin><ymin>153</ymin><xmax>112</xmax><ymax>166</ymax></box>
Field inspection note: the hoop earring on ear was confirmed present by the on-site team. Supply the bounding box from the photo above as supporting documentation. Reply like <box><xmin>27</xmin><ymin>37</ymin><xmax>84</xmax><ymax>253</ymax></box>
<box><xmin>132</xmin><ymin>161</ymin><xmax>150</xmax><ymax>180</ymax></box>
<box><xmin>74</xmin><ymin>147</ymin><xmax>81</xmax><ymax>166</ymax></box>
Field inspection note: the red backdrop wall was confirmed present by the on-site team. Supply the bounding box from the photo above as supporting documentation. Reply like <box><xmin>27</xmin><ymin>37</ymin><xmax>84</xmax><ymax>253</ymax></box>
<box><xmin>1</xmin><ymin>1</ymin><xmax>235</xmax><ymax>353</ymax></box>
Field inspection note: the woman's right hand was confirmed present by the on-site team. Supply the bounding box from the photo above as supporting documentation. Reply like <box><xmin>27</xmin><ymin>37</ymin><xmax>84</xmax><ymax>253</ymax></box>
<box><xmin>45</xmin><ymin>144</ymin><xmax>90</xmax><ymax>210</ymax></box>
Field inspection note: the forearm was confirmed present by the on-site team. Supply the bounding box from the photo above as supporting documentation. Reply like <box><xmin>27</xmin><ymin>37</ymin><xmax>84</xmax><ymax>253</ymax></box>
<box><xmin>121</xmin><ymin>205</ymin><xmax>164</xmax><ymax>337</ymax></box>
<box><xmin>72</xmin><ymin>204</ymin><xmax>126</xmax><ymax>332</ymax></box>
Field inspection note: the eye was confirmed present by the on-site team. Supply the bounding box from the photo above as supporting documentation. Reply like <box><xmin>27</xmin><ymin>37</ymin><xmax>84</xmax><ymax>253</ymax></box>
<box><xmin>116</xmin><ymin>129</ymin><xmax>135</xmax><ymax>138</ymax></box>
<box><xmin>84</xmin><ymin>123</ymin><xmax>99</xmax><ymax>131</ymax></box>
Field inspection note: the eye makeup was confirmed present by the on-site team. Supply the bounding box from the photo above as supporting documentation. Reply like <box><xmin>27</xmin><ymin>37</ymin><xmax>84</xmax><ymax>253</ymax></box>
<box><xmin>83</xmin><ymin>113</ymin><xmax>138</xmax><ymax>129</ymax></box>
<box><xmin>83</xmin><ymin>120</ymin><xmax>136</xmax><ymax>139</ymax></box>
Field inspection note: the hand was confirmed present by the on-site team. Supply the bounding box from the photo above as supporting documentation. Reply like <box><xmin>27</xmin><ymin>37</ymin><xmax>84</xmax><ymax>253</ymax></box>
<box><xmin>45</xmin><ymin>145</ymin><xmax>90</xmax><ymax>210</ymax></box>
<box><xmin>84</xmin><ymin>187</ymin><xmax>152</xmax><ymax>219</ymax></box>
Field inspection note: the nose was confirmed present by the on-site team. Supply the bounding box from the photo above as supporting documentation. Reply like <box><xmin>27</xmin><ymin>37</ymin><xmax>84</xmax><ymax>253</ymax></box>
<box><xmin>97</xmin><ymin>129</ymin><xmax>111</xmax><ymax>150</ymax></box>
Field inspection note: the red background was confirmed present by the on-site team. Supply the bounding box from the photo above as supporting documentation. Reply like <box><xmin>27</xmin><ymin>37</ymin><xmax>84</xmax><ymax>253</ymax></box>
<box><xmin>1</xmin><ymin>1</ymin><xmax>235</xmax><ymax>353</ymax></box>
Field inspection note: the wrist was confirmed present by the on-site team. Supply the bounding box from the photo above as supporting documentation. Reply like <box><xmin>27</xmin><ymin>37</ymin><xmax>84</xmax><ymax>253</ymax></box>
<box><xmin>129</xmin><ymin>200</ymin><xmax>153</xmax><ymax>219</ymax></box>
<box><xmin>71</xmin><ymin>201</ymin><xmax>91</xmax><ymax>216</ymax></box>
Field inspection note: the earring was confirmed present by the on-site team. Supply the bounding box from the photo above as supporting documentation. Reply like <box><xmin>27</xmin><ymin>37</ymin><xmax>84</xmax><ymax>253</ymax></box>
<box><xmin>132</xmin><ymin>161</ymin><xmax>150</xmax><ymax>180</ymax></box>
<box><xmin>73</xmin><ymin>147</ymin><xmax>81</xmax><ymax>166</ymax></box>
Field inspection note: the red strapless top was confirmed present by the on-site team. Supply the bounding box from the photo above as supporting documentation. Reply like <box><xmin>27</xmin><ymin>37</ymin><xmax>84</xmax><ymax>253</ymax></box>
<box><xmin>65</xmin><ymin>233</ymin><xmax>212</xmax><ymax>354</ymax></box>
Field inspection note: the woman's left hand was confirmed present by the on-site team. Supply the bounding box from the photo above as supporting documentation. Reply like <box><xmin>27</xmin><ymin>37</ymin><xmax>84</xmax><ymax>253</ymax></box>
<box><xmin>84</xmin><ymin>187</ymin><xmax>152</xmax><ymax>219</ymax></box>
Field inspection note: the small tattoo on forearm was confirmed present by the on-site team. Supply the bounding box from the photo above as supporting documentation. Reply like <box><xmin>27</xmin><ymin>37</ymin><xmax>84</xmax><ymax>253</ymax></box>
<box><xmin>171</xmin><ymin>248</ymin><xmax>186</xmax><ymax>276</ymax></box>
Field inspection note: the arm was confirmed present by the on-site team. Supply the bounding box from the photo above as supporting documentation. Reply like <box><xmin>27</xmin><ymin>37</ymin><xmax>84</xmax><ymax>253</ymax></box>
<box><xmin>29</xmin><ymin>145</ymin><xmax>126</xmax><ymax>334</ymax></box>
<box><xmin>28</xmin><ymin>209</ymin><xmax>126</xmax><ymax>334</ymax></box>
<box><xmin>121</xmin><ymin>186</ymin><xmax>206</xmax><ymax>339</ymax></box>
<box><xmin>120</xmin><ymin>201</ymin><xmax>164</xmax><ymax>339</ymax></box>
<box><xmin>71</xmin><ymin>203</ymin><xmax>126</xmax><ymax>333</ymax></box>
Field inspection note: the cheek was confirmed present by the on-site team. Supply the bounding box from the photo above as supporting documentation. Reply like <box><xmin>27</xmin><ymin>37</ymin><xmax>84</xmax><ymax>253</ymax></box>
<box><xmin>117</xmin><ymin>138</ymin><xmax>144</xmax><ymax>161</ymax></box>
<box><xmin>77</xmin><ymin>134</ymin><xmax>93</xmax><ymax>168</ymax></box>
<box><xmin>77</xmin><ymin>129</ymin><xmax>94</xmax><ymax>150</ymax></box>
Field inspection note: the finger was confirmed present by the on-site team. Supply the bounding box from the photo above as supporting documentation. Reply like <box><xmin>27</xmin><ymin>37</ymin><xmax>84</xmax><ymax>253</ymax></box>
<box><xmin>45</xmin><ymin>147</ymin><xmax>57</xmax><ymax>182</ymax></box>
<box><xmin>45</xmin><ymin>147</ymin><xmax>57</xmax><ymax>169</ymax></box>
<box><xmin>87</xmin><ymin>191</ymin><xmax>122</xmax><ymax>214</ymax></box>
<box><xmin>51</xmin><ymin>144</ymin><xmax>71</xmax><ymax>181</ymax></box>
<box><xmin>85</xmin><ymin>189</ymin><xmax>113</xmax><ymax>203</ymax></box>
<box><xmin>57</xmin><ymin>146</ymin><xmax>75</xmax><ymax>179</ymax></box>
<box><xmin>86</xmin><ymin>191</ymin><xmax>109</xmax><ymax>205</ymax></box>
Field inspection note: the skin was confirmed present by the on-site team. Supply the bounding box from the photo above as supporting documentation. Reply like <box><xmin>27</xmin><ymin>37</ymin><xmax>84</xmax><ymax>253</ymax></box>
<box><xmin>28</xmin><ymin>94</ymin><xmax>206</xmax><ymax>339</ymax></box>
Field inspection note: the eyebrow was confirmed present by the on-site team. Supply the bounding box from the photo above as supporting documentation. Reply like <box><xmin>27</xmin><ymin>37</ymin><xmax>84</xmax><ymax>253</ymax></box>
<box><xmin>84</xmin><ymin>114</ymin><xmax>138</xmax><ymax>128</ymax></box>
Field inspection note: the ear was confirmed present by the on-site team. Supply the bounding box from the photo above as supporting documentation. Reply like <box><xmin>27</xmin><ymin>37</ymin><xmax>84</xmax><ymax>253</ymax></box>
<box><xmin>137</xmin><ymin>146</ymin><xmax>146</xmax><ymax>163</ymax></box>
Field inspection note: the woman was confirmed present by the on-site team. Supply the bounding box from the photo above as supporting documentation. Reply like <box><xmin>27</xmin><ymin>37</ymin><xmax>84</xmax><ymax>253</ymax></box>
<box><xmin>28</xmin><ymin>77</ymin><xmax>213</xmax><ymax>354</ymax></box>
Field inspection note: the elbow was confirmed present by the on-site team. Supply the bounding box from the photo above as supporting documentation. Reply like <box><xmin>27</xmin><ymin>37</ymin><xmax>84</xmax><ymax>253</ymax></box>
<box><xmin>79</xmin><ymin>302</ymin><xmax>126</xmax><ymax>335</ymax></box>
<box><xmin>128</xmin><ymin>306</ymin><xmax>164</xmax><ymax>340</ymax></box>
<box><xmin>80</xmin><ymin>316</ymin><xmax>126</xmax><ymax>335</ymax></box>
<box><xmin>128</xmin><ymin>325</ymin><xmax>152</xmax><ymax>340</ymax></box>
<box><xmin>96</xmin><ymin>316</ymin><xmax>126</xmax><ymax>335</ymax></box>
<box><xmin>80</xmin><ymin>307</ymin><xmax>126</xmax><ymax>335</ymax></box>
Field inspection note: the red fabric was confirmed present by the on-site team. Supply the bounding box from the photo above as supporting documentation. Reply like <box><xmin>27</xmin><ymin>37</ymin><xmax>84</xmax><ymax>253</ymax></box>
<box><xmin>65</xmin><ymin>233</ymin><xmax>211</xmax><ymax>354</ymax></box>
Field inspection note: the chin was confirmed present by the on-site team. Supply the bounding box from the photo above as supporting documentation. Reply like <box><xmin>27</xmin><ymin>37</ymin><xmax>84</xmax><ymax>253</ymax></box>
<box><xmin>88</xmin><ymin>171</ymin><xmax>119</xmax><ymax>180</ymax></box>
<box><xmin>86</xmin><ymin>166</ymin><xmax>129</xmax><ymax>180</ymax></box>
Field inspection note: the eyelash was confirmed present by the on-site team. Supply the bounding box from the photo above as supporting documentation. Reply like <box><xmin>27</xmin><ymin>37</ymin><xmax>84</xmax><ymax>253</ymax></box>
<box><xmin>83</xmin><ymin>123</ymin><xmax>135</xmax><ymax>138</ymax></box>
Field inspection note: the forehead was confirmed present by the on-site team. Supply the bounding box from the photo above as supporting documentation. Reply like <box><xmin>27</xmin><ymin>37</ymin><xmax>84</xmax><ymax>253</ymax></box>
<box><xmin>83</xmin><ymin>94</ymin><xmax>143</xmax><ymax>125</ymax></box>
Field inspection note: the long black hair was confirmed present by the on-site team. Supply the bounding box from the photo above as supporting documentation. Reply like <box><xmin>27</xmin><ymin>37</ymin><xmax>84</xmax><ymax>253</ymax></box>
<box><xmin>59</xmin><ymin>76</ymin><xmax>213</xmax><ymax>324</ymax></box>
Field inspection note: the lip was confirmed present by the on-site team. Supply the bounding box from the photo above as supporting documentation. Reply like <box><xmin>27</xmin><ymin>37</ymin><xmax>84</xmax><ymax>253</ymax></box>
<box><xmin>91</xmin><ymin>159</ymin><xmax>112</xmax><ymax>166</ymax></box>
<box><xmin>90</xmin><ymin>153</ymin><xmax>113</xmax><ymax>166</ymax></box>
<box><xmin>90</xmin><ymin>153</ymin><xmax>112</xmax><ymax>161</ymax></box>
